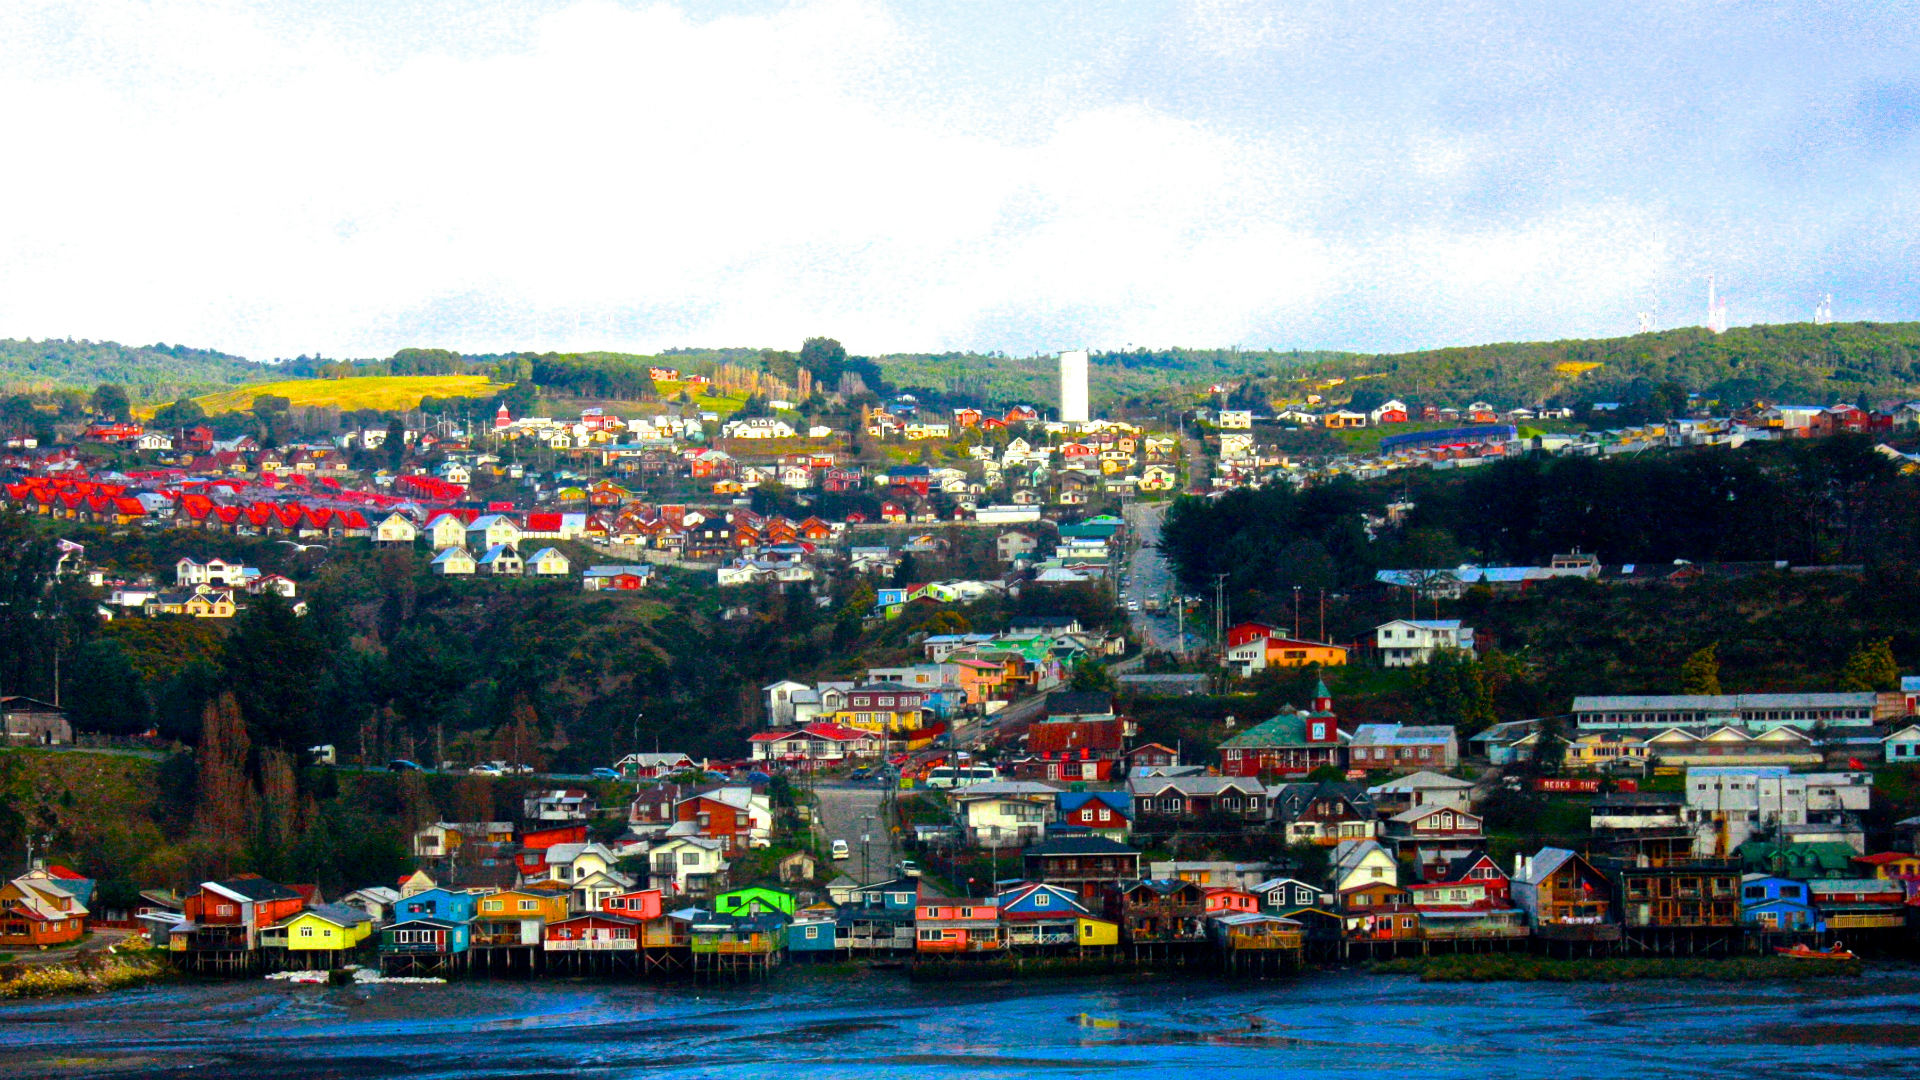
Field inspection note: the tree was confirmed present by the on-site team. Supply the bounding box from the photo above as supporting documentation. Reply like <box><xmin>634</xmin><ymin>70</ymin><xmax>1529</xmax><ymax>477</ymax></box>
<box><xmin>799</xmin><ymin>337</ymin><xmax>848</xmax><ymax>379</ymax></box>
<box><xmin>1839</xmin><ymin>638</ymin><xmax>1899</xmax><ymax>691</ymax></box>
<box><xmin>384</xmin><ymin>417</ymin><xmax>407</xmax><ymax>472</ymax></box>
<box><xmin>90</xmin><ymin>383</ymin><xmax>130</xmax><ymax>421</ymax></box>
<box><xmin>193</xmin><ymin>692</ymin><xmax>256</xmax><ymax>854</ymax></box>
<box><xmin>1069</xmin><ymin>659</ymin><xmax>1117</xmax><ymax>693</ymax></box>
<box><xmin>1410</xmin><ymin>650</ymin><xmax>1496</xmax><ymax>736</ymax></box>
<box><xmin>151</xmin><ymin>397</ymin><xmax>206</xmax><ymax>428</ymax></box>
<box><xmin>1680</xmin><ymin>643</ymin><xmax>1722</xmax><ymax>695</ymax></box>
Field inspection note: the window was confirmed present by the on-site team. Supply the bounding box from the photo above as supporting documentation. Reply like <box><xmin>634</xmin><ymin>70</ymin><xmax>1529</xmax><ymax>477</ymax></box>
<box><xmin>300</xmin><ymin>926</ymin><xmax>314</xmax><ymax>938</ymax></box>
<box><xmin>918</xmin><ymin>929</ymin><xmax>940</xmax><ymax>941</ymax></box>
<box><xmin>1035</xmin><ymin>893</ymin><xmax>1050</xmax><ymax>907</ymax></box>
<box><xmin>1097</xmin><ymin>809</ymin><xmax>1111</xmax><ymax>822</ymax></box>
<box><xmin>682</xmin><ymin>852</ymin><xmax>701</xmax><ymax>866</ymax></box>
<box><xmin>520</xmin><ymin>900</ymin><xmax>536</xmax><ymax>911</ymax></box>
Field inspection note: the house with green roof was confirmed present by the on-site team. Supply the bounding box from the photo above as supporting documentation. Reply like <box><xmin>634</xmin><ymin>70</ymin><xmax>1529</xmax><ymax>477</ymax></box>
<box><xmin>1217</xmin><ymin>681</ymin><xmax>1347</xmax><ymax>778</ymax></box>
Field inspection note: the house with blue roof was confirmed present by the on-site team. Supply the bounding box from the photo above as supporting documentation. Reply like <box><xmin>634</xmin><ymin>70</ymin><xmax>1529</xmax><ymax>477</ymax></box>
<box><xmin>1055</xmin><ymin>791</ymin><xmax>1132</xmax><ymax>840</ymax></box>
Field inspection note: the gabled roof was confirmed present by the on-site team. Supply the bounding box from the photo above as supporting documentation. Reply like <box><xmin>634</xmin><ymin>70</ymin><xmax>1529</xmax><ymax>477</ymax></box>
<box><xmin>283</xmin><ymin>902</ymin><xmax>372</xmax><ymax>929</ymax></box>
<box><xmin>204</xmin><ymin>878</ymin><xmax>302</xmax><ymax>904</ymax></box>
<box><xmin>1023</xmin><ymin>836</ymin><xmax>1139</xmax><ymax>857</ymax></box>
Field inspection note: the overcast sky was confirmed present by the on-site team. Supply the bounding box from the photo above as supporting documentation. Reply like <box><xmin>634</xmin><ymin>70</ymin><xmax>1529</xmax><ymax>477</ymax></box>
<box><xmin>3</xmin><ymin>1</ymin><xmax>1916</xmax><ymax>360</ymax></box>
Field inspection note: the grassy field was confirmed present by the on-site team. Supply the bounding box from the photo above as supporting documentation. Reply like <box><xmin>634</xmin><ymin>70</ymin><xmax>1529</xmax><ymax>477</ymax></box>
<box><xmin>177</xmin><ymin>375</ymin><xmax>502</xmax><ymax>416</ymax></box>
<box><xmin>650</xmin><ymin>380</ymin><xmax>749</xmax><ymax>417</ymax></box>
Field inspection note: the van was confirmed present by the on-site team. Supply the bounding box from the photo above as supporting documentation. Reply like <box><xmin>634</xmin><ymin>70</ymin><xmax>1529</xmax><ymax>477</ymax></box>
<box><xmin>925</xmin><ymin>766</ymin><xmax>1000</xmax><ymax>790</ymax></box>
<box><xmin>831</xmin><ymin>839</ymin><xmax>851</xmax><ymax>860</ymax></box>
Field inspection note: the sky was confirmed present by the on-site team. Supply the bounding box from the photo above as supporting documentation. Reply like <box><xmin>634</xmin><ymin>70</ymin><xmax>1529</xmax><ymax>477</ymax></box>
<box><xmin>2</xmin><ymin>0</ymin><xmax>1917</xmax><ymax>360</ymax></box>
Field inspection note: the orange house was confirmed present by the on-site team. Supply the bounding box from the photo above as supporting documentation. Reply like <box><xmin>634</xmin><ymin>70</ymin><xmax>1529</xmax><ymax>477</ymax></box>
<box><xmin>915</xmin><ymin>897</ymin><xmax>1005</xmax><ymax>953</ymax></box>
<box><xmin>1204</xmin><ymin>887</ymin><xmax>1260</xmax><ymax>915</ymax></box>
<box><xmin>0</xmin><ymin>876</ymin><xmax>89</xmax><ymax>948</ymax></box>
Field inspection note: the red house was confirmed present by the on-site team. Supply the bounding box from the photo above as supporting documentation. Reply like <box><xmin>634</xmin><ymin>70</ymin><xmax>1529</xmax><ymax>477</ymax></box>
<box><xmin>599</xmin><ymin>888</ymin><xmax>665</xmax><ymax>920</ymax></box>
<box><xmin>182</xmin><ymin>877</ymin><xmax>307</xmax><ymax>949</ymax></box>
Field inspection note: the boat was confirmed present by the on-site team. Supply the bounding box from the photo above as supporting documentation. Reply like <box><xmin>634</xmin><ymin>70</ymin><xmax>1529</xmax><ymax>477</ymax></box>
<box><xmin>1774</xmin><ymin>943</ymin><xmax>1856</xmax><ymax>961</ymax></box>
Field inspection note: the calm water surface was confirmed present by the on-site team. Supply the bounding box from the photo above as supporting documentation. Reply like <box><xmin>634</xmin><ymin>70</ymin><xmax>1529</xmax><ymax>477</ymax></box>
<box><xmin>3</xmin><ymin>966</ymin><xmax>1919</xmax><ymax>1079</ymax></box>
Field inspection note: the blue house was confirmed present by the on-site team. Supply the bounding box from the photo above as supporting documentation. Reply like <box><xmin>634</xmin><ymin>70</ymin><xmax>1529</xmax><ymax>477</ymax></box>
<box><xmin>847</xmin><ymin>877</ymin><xmax>921</xmax><ymax>911</ymax></box>
<box><xmin>787</xmin><ymin>910</ymin><xmax>840</xmax><ymax>958</ymax></box>
<box><xmin>1740</xmin><ymin>874</ymin><xmax>1822</xmax><ymax>932</ymax></box>
<box><xmin>392</xmin><ymin>887</ymin><xmax>479</xmax><ymax>925</ymax></box>
<box><xmin>379</xmin><ymin>917</ymin><xmax>471</xmax><ymax>956</ymax></box>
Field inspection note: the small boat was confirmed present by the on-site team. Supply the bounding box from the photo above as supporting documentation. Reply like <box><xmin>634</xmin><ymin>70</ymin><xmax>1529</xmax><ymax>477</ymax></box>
<box><xmin>1774</xmin><ymin>943</ymin><xmax>1856</xmax><ymax>961</ymax></box>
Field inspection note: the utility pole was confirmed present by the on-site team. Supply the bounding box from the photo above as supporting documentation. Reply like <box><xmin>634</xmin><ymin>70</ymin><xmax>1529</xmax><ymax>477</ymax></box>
<box><xmin>1319</xmin><ymin>588</ymin><xmax>1326</xmax><ymax>643</ymax></box>
<box><xmin>1293</xmin><ymin>585</ymin><xmax>1302</xmax><ymax>640</ymax></box>
<box><xmin>1212</xmin><ymin>573</ymin><xmax>1229</xmax><ymax>657</ymax></box>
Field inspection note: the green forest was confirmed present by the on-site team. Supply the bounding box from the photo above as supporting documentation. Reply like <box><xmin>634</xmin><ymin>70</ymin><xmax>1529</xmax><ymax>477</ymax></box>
<box><xmin>1298</xmin><ymin>322</ymin><xmax>1920</xmax><ymax>409</ymax></box>
<box><xmin>0</xmin><ymin>339</ymin><xmax>272</xmax><ymax>400</ymax></box>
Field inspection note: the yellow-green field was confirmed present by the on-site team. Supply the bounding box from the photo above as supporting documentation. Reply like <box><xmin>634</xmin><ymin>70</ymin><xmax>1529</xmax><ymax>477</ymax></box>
<box><xmin>650</xmin><ymin>380</ymin><xmax>749</xmax><ymax>416</ymax></box>
<box><xmin>174</xmin><ymin>375</ymin><xmax>502</xmax><ymax>416</ymax></box>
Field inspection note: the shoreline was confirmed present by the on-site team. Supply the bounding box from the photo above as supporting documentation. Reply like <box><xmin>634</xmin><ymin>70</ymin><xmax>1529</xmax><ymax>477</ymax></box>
<box><xmin>0</xmin><ymin>951</ymin><xmax>176</xmax><ymax>1000</ymax></box>
<box><xmin>1368</xmin><ymin>954</ymin><xmax>1868</xmax><ymax>983</ymax></box>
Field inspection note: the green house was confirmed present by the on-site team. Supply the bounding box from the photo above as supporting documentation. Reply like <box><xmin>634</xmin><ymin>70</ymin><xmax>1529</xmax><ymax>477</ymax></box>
<box><xmin>715</xmin><ymin>885</ymin><xmax>796</xmax><ymax>917</ymax></box>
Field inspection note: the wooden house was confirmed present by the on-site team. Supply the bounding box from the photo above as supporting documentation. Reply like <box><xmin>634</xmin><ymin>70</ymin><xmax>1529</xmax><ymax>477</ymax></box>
<box><xmin>1021</xmin><ymin>836</ymin><xmax>1141</xmax><ymax>905</ymax></box>
<box><xmin>473</xmin><ymin>889</ymin><xmax>570</xmax><ymax>946</ymax></box>
<box><xmin>182</xmin><ymin>878</ymin><xmax>307</xmax><ymax>951</ymax></box>
<box><xmin>1512</xmin><ymin>848</ymin><xmax>1619</xmax><ymax>942</ymax></box>
<box><xmin>0</xmin><ymin>875</ymin><xmax>89</xmax><ymax>948</ymax></box>
<box><xmin>1612</xmin><ymin>860</ymin><xmax>1741</xmax><ymax>929</ymax></box>
<box><xmin>1330</xmin><ymin>839</ymin><xmax>1399</xmax><ymax>893</ymax></box>
<box><xmin>1340</xmin><ymin>881</ymin><xmax>1418</xmax><ymax>941</ymax></box>
<box><xmin>1274</xmin><ymin>782</ymin><xmax>1376</xmax><ymax>846</ymax></box>
<box><xmin>1383</xmin><ymin>804</ymin><xmax>1486</xmax><ymax>867</ymax></box>
<box><xmin>544</xmin><ymin>913</ymin><xmax>645</xmax><ymax>951</ymax></box>
<box><xmin>1105</xmin><ymin>880</ymin><xmax>1207</xmax><ymax>945</ymax></box>
<box><xmin>687</xmin><ymin>911</ymin><xmax>788</xmax><ymax>969</ymax></box>
<box><xmin>391</xmin><ymin>888</ymin><xmax>480</xmax><ymax>924</ymax></box>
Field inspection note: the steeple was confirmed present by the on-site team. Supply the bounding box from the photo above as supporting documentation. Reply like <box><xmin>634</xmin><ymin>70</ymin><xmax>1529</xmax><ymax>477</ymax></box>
<box><xmin>1311</xmin><ymin>679</ymin><xmax>1333</xmax><ymax>714</ymax></box>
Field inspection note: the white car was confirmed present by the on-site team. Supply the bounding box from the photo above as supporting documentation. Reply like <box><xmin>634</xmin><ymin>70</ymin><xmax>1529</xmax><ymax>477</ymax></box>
<box><xmin>468</xmin><ymin>764</ymin><xmax>503</xmax><ymax>777</ymax></box>
<box><xmin>831</xmin><ymin>839</ymin><xmax>851</xmax><ymax>860</ymax></box>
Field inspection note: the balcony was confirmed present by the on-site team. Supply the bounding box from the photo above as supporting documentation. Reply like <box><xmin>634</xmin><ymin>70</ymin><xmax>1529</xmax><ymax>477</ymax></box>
<box><xmin>547</xmin><ymin>938</ymin><xmax>638</xmax><ymax>951</ymax></box>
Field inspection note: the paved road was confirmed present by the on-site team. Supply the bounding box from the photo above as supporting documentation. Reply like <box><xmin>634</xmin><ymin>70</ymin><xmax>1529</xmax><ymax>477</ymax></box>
<box><xmin>1120</xmin><ymin>501</ymin><xmax>1194</xmax><ymax>655</ymax></box>
<box><xmin>811</xmin><ymin>783</ymin><xmax>897</xmax><ymax>884</ymax></box>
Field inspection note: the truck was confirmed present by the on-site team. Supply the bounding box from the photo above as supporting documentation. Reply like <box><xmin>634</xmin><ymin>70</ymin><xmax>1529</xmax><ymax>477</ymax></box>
<box><xmin>1144</xmin><ymin>597</ymin><xmax>1164</xmax><ymax>614</ymax></box>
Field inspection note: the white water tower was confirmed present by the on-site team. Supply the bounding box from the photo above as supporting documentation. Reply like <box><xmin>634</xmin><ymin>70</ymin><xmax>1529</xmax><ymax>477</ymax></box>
<box><xmin>1059</xmin><ymin>349</ymin><xmax>1089</xmax><ymax>423</ymax></box>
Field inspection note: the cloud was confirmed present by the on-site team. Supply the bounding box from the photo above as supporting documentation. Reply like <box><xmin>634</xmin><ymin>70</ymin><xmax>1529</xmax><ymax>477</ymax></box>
<box><xmin>0</xmin><ymin>0</ymin><xmax>1914</xmax><ymax>358</ymax></box>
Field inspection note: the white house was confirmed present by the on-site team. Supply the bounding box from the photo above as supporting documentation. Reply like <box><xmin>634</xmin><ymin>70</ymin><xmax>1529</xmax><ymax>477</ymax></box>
<box><xmin>721</xmin><ymin>418</ymin><xmax>797</xmax><ymax>440</ymax></box>
<box><xmin>477</xmin><ymin>544</ymin><xmax>524</xmax><ymax>576</ymax></box>
<box><xmin>1684</xmin><ymin>767</ymin><xmax>1872</xmax><ymax>855</ymax></box>
<box><xmin>1216</xmin><ymin>410</ymin><xmax>1253</xmax><ymax>430</ymax></box>
<box><xmin>466</xmin><ymin>514</ymin><xmax>523</xmax><ymax>551</ymax></box>
<box><xmin>430</xmin><ymin>547</ymin><xmax>476</xmax><ymax>575</ymax></box>
<box><xmin>1330</xmin><ymin>838</ymin><xmax>1399</xmax><ymax>893</ymax></box>
<box><xmin>526</xmin><ymin>547</ymin><xmax>571</xmax><ymax>576</ymax></box>
<box><xmin>176</xmin><ymin>557</ymin><xmax>250</xmax><ymax>587</ymax></box>
<box><xmin>427</xmin><ymin>512</ymin><xmax>469</xmax><ymax>550</ymax></box>
<box><xmin>647</xmin><ymin>836</ymin><xmax>727</xmax><ymax>897</ymax></box>
<box><xmin>1885</xmin><ymin>724</ymin><xmax>1920</xmax><ymax>764</ymax></box>
<box><xmin>1374</xmin><ymin>619</ymin><xmax>1475</xmax><ymax>666</ymax></box>
<box><xmin>948</xmin><ymin>781</ymin><xmax>1061</xmax><ymax>846</ymax></box>
<box><xmin>375</xmin><ymin>512</ymin><xmax>418</xmax><ymax>546</ymax></box>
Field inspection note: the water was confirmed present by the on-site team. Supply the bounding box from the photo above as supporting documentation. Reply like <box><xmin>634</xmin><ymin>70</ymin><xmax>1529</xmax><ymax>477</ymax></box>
<box><xmin>4</xmin><ymin>966</ymin><xmax>1920</xmax><ymax>1079</ymax></box>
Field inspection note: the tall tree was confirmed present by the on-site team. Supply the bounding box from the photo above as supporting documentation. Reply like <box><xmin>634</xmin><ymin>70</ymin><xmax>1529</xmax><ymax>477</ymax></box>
<box><xmin>90</xmin><ymin>383</ymin><xmax>131</xmax><ymax>421</ymax></box>
<box><xmin>1839</xmin><ymin>638</ymin><xmax>1899</xmax><ymax>691</ymax></box>
<box><xmin>193</xmin><ymin>692</ymin><xmax>256</xmax><ymax>853</ymax></box>
<box><xmin>1680</xmin><ymin>643</ymin><xmax>1722</xmax><ymax>695</ymax></box>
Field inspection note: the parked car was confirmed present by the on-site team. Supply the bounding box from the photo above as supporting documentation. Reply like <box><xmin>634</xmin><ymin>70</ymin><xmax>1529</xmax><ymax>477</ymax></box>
<box><xmin>831</xmin><ymin>839</ymin><xmax>851</xmax><ymax>860</ymax></box>
<box><xmin>590</xmin><ymin>767</ymin><xmax>621</xmax><ymax>781</ymax></box>
<box><xmin>897</xmin><ymin>859</ymin><xmax>921</xmax><ymax>878</ymax></box>
<box><xmin>468</xmin><ymin>763</ymin><xmax>503</xmax><ymax>777</ymax></box>
<box><xmin>387</xmin><ymin>759</ymin><xmax>426</xmax><ymax>772</ymax></box>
